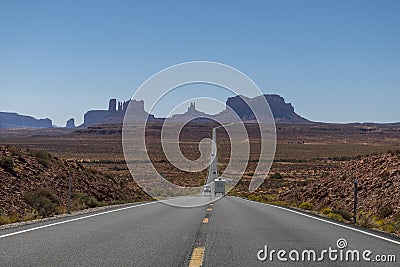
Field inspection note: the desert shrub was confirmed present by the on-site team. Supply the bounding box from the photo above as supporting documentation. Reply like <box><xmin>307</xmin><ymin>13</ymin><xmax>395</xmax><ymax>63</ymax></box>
<box><xmin>269</xmin><ymin>172</ymin><xmax>282</xmax><ymax>179</ymax></box>
<box><xmin>375</xmin><ymin>219</ymin><xmax>384</xmax><ymax>227</ymax></box>
<box><xmin>10</xmin><ymin>147</ymin><xmax>22</xmax><ymax>157</ymax></box>
<box><xmin>377</xmin><ymin>203</ymin><xmax>393</xmax><ymax>219</ymax></box>
<box><xmin>0</xmin><ymin>156</ymin><xmax>14</xmax><ymax>173</ymax></box>
<box><xmin>332</xmin><ymin>209</ymin><xmax>352</xmax><ymax>221</ymax></box>
<box><xmin>108</xmin><ymin>193</ymin><xmax>134</xmax><ymax>205</ymax></box>
<box><xmin>72</xmin><ymin>191</ymin><xmax>104</xmax><ymax>209</ymax></box>
<box><xmin>22</xmin><ymin>214</ymin><xmax>36</xmax><ymax>222</ymax></box>
<box><xmin>383</xmin><ymin>223</ymin><xmax>395</xmax><ymax>234</ymax></box>
<box><xmin>328</xmin><ymin>213</ymin><xmax>345</xmax><ymax>222</ymax></box>
<box><xmin>247</xmin><ymin>193</ymin><xmax>274</xmax><ymax>203</ymax></box>
<box><xmin>29</xmin><ymin>149</ymin><xmax>50</xmax><ymax>159</ymax></box>
<box><xmin>29</xmin><ymin>149</ymin><xmax>52</xmax><ymax>167</ymax></box>
<box><xmin>8</xmin><ymin>211</ymin><xmax>20</xmax><ymax>223</ymax></box>
<box><xmin>86</xmin><ymin>196</ymin><xmax>103</xmax><ymax>208</ymax></box>
<box><xmin>71</xmin><ymin>192</ymin><xmax>86</xmax><ymax>210</ymax></box>
<box><xmin>37</xmin><ymin>158</ymin><xmax>51</xmax><ymax>167</ymax></box>
<box><xmin>247</xmin><ymin>194</ymin><xmax>262</xmax><ymax>202</ymax></box>
<box><xmin>299</xmin><ymin>202</ymin><xmax>313</xmax><ymax>210</ymax></box>
<box><xmin>55</xmin><ymin>205</ymin><xmax>68</xmax><ymax>215</ymax></box>
<box><xmin>23</xmin><ymin>188</ymin><xmax>60</xmax><ymax>217</ymax></box>
<box><xmin>358</xmin><ymin>211</ymin><xmax>379</xmax><ymax>228</ymax></box>
<box><xmin>321</xmin><ymin>207</ymin><xmax>333</xmax><ymax>215</ymax></box>
<box><xmin>0</xmin><ymin>215</ymin><xmax>12</xmax><ymax>225</ymax></box>
<box><xmin>392</xmin><ymin>213</ymin><xmax>400</xmax><ymax>231</ymax></box>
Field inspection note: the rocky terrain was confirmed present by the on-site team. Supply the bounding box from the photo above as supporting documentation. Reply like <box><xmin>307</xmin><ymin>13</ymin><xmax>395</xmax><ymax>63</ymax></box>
<box><xmin>1</xmin><ymin>122</ymin><xmax>400</xmax><ymax>233</ymax></box>
<box><xmin>279</xmin><ymin>152</ymin><xmax>400</xmax><ymax>220</ymax></box>
<box><xmin>0</xmin><ymin>145</ymin><xmax>150</xmax><ymax>223</ymax></box>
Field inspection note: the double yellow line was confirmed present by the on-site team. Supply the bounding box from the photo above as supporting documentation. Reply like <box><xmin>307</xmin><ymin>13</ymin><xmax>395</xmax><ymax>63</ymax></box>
<box><xmin>189</xmin><ymin>247</ymin><xmax>205</xmax><ymax>267</ymax></box>
<box><xmin>188</xmin><ymin>204</ymin><xmax>213</xmax><ymax>266</ymax></box>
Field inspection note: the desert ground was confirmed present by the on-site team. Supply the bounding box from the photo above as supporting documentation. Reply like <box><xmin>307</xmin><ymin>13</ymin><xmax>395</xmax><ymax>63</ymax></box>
<box><xmin>1</xmin><ymin>122</ymin><xmax>400</xmax><ymax>234</ymax></box>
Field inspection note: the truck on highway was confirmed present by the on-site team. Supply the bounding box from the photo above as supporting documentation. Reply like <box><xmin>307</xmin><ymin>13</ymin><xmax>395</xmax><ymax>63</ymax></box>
<box><xmin>214</xmin><ymin>178</ymin><xmax>225</xmax><ymax>196</ymax></box>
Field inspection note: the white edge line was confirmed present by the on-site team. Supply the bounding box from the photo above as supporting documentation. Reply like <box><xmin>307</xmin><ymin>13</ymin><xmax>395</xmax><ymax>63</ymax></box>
<box><xmin>0</xmin><ymin>201</ymin><xmax>156</xmax><ymax>239</ymax></box>
<box><xmin>238</xmin><ymin>197</ymin><xmax>400</xmax><ymax>246</ymax></box>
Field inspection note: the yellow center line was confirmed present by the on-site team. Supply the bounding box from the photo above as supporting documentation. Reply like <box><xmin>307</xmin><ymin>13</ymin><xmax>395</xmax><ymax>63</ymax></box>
<box><xmin>202</xmin><ymin>218</ymin><xmax>209</xmax><ymax>223</ymax></box>
<box><xmin>189</xmin><ymin>247</ymin><xmax>205</xmax><ymax>267</ymax></box>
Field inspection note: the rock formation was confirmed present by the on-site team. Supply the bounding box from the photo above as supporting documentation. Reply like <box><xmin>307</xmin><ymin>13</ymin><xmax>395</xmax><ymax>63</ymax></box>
<box><xmin>221</xmin><ymin>94</ymin><xmax>310</xmax><ymax>124</ymax></box>
<box><xmin>83</xmin><ymin>99</ymin><xmax>156</xmax><ymax>126</ymax></box>
<box><xmin>84</xmin><ymin>110</ymin><xmax>109</xmax><ymax>126</ymax></box>
<box><xmin>108</xmin><ymin>99</ymin><xmax>117</xmax><ymax>113</ymax></box>
<box><xmin>0</xmin><ymin>112</ymin><xmax>52</xmax><ymax>128</ymax></box>
<box><xmin>168</xmin><ymin>94</ymin><xmax>310</xmax><ymax>124</ymax></box>
<box><xmin>169</xmin><ymin>102</ymin><xmax>211</xmax><ymax>122</ymax></box>
<box><xmin>66</xmin><ymin>118</ymin><xmax>76</xmax><ymax>128</ymax></box>
<box><xmin>82</xmin><ymin>94</ymin><xmax>310</xmax><ymax>126</ymax></box>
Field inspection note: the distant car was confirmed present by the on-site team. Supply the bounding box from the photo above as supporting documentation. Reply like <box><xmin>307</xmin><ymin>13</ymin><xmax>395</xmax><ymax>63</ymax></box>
<box><xmin>203</xmin><ymin>185</ymin><xmax>211</xmax><ymax>193</ymax></box>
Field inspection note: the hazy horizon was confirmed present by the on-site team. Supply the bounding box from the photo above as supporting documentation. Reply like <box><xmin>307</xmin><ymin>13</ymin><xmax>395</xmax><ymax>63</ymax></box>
<box><xmin>1</xmin><ymin>1</ymin><xmax>399</xmax><ymax>126</ymax></box>
<box><xmin>2</xmin><ymin>91</ymin><xmax>399</xmax><ymax>127</ymax></box>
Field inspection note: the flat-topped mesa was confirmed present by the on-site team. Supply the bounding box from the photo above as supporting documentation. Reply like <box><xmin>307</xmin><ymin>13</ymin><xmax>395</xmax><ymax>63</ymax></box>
<box><xmin>0</xmin><ymin>112</ymin><xmax>52</xmax><ymax>128</ymax></box>
<box><xmin>123</xmin><ymin>100</ymin><xmax>147</xmax><ymax>117</ymax></box>
<box><xmin>83</xmin><ymin>99</ymin><xmax>154</xmax><ymax>126</ymax></box>
<box><xmin>223</xmin><ymin>94</ymin><xmax>310</xmax><ymax>124</ymax></box>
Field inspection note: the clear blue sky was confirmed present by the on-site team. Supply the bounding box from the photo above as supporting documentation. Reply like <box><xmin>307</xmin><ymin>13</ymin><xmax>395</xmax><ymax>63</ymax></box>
<box><xmin>1</xmin><ymin>0</ymin><xmax>399</xmax><ymax>126</ymax></box>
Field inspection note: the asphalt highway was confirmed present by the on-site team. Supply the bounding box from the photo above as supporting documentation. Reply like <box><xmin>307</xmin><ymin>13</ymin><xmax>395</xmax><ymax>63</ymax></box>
<box><xmin>1</xmin><ymin>197</ymin><xmax>399</xmax><ymax>266</ymax></box>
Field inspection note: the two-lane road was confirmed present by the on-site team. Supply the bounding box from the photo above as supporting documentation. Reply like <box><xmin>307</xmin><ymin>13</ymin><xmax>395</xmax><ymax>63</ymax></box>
<box><xmin>204</xmin><ymin>197</ymin><xmax>399</xmax><ymax>266</ymax></box>
<box><xmin>1</xmin><ymin>197</ymin><xmax>399</xmax><ymax>266</ymax></box>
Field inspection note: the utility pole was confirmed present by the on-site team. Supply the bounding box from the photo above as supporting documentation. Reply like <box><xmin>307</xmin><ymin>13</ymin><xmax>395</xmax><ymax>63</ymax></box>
<box><xmin>353</xmin><ymin>179</ymin><xmax>358</xmax><ymax>225</ymax></box>
<box><xmin>68</xmin><ymin>173</ymin><xmax>72</xmax><ymax>214</ymax></box>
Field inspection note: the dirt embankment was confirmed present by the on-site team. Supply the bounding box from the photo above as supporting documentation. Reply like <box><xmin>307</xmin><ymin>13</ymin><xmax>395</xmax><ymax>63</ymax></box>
<box><xmin>279</xmin><ymin>152</ymin><xmax>400</xmax><ymax>218</ymax></box>
<box><xmin>0</xmin><ymin>145</ymin><xmax>150</xmax><ymax>221</ymax></box>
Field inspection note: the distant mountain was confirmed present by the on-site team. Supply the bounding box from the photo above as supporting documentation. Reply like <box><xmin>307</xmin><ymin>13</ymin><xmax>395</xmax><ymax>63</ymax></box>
<box><xmin>81</xmin><ymin>94</ymin><xmax>311</xmax><ymax>126</ymax></box>
<box><xmin>0</xmin><ymin>112</ymin><xmax>52</xmax><ymax>129</ymax></box>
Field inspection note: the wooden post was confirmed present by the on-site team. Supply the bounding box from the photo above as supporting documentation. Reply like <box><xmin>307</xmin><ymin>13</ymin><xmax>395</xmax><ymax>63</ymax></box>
<box><xmin>68</xmin><ymin>173</ymin><xmax>72</xmax><ymax>214</ymax></box>
<box><xmin>353</xmin><ymin>179</ymin><xmax>358</xmax><ymax>225</ymax></box>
